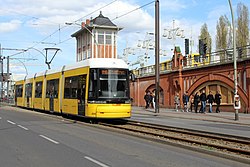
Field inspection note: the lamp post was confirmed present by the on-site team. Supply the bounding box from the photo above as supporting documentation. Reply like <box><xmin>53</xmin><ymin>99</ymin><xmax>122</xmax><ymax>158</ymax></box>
<box><xmin>228</xmin><ymin>0</ymin><xmax>239</xmax><ymax>121</ymax></box>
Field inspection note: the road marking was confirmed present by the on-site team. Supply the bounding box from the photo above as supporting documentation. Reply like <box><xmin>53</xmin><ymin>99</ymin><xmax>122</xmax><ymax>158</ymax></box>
<box><xmin>7</xmin><ymin>120</ymin><xmax>16</xmax><ymax>125</ymax></box>
<box><xmin>17</xmin><ymin>125</ymin><xmax>29</xmax><ymax>130</ymax></box>
<box><xmin>84</xmin><ymin>156</ymin><xmax>110</xmax><ymax>167</ymax></box>
<box><xmin>39</xmin><ymin>135</ymin><xmax>59</xmax><ymax>144</ymax></box>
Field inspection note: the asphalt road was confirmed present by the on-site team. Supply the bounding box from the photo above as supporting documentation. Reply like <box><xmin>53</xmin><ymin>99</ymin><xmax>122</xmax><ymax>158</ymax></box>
<box><xmin>0</xmin><ymin>106</ymin><xmax>249</xmax><ymax>167</ymax></box>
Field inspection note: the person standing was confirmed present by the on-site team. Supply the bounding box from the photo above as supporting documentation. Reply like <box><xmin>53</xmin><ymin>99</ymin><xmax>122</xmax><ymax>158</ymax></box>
<box><xmin>189</xmin><ymin>94</ymin><xmax>194</xmax><ymax>112</ymax></box>
<box><xmin>207</xmin><ymin>91</ymin><xmax>214</xmax><ymax>113</ymax></box>
<box><xmin>194</xmin><ymin>92</ymin><xmax>200</xmax><ymax>113</ymax></box>
<box><xmin>215</xmin><ymin>90</ymin><xmax>222</xmax><ymax>113</ymax></box>
<box><xmin>174</xmin><ymin>93</ymin><xmax>180</xmax><ymax>112</ymax></box>
<box><xmin>183</xmin><ymin>91</ymin><xmax>189</xmax><ymax>112</ymax></box>
<box><xmin>200</xmin><ymin>90</ymin><xmax>207</xmax><ymax>113</ymax></box>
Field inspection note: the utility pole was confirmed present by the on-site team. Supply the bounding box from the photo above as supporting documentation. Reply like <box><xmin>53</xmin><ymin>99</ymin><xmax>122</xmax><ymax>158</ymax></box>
<box><xmin>6</xmin><ymin>56</ymin><xmax>9</xmax><ymax>101</ymax></box>
<box><xmin>155</xmin><ymin>0</ymin><xmax>160</xmax><ymax>113</ymax></box>
<box><xmin>0</xmin><ymin>44</ymin><xmax>3</xmax><ymax>100</ymax></box>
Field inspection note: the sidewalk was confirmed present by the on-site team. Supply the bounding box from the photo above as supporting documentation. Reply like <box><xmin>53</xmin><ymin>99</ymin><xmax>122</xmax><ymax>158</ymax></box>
<box><xmin>132</xmin><ymin>106</ymin><xmax>250</xmax><ymax>126</ymax></box>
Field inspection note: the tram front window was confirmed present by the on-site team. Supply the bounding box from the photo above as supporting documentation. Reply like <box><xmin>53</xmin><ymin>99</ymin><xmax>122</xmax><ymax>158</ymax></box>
<box><xmin>88</xmin><ymin>69</ymin><xmax>129</xmax><ymax>100</ymax></box>
<box><xmin>99</xmin><ymin>69</ymin><xmax>129</xmax><ymax>98</ymax></box>
<box><xmin>99</xmin><ymin>78</ymin><xmax>127</xmax><ymax>98</ymax></box>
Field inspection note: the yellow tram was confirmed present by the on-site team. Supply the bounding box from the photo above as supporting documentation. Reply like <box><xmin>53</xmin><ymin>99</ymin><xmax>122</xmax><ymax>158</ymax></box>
<box><xmin>15</xmin><ymin>58</ymin><xmax>131</xmax><ymax>119</ymax></box>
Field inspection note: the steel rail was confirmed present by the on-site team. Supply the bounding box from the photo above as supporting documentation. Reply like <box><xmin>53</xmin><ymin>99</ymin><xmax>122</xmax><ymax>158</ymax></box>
<box><xmin>99</xmin><ymin>120</ymin><xmax>250</xmax><ymax>156</ymax></box>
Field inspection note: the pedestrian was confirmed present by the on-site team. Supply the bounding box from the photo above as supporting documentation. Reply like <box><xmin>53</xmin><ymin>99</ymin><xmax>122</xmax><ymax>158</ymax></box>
<box><xmin>174</xmin><ymin>93</ymin><xmax>180</xmax><ymax>112</ymax></box>
<box><xmin>215</xmin><ymin>90</ymin><xmax>222</xmax><ymax>113</ymax></box>
<box><xmin>189</xmin><ymin>94</ymin><xmax>194</xmax><ymax>112</ymax></box>
<box><xmin>207</xmin><ymin>91</ymin><xmax>214</xmax><ymax>113</ymax></box>
<box><xmin>194</xmin><ymin>92</ymin><xmax>200</xmax><ymax>113</ymax></box>
<box><xmin>151</xmin><ymin>91</ymin><xmax>155</xmax><ymax>109</ymax></box>
<box><xmin>199</xmin><ymin>90</ymin><xmax>207</xmax><ymax>113</ymax></box>
<box><xmin>183</xmin><ymin>91</ymin><xmax>189</xmax><ymax>112</ymax></box>
<box><xmin>144</xmin><ymin>91</ymin><xmax>151</xmax><ymax>109</ymax></box>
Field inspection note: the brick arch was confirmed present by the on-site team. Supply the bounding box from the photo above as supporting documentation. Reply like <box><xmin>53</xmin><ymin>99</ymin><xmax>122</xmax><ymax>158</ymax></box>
<box><xmin>188</xmin><ymin>74</ymin><xmax>248</xmax><ymax>108</ymax></box>
<box><xmin>145</xmin><ymin>84</ymin><xmax>164</xmax><ymax>105</ymax></box>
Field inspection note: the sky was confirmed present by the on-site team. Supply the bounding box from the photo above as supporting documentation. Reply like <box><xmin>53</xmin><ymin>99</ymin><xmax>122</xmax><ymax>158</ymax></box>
<box><xmin>0</xmin><ymin>0</ymin><xmax>250</xmax><ymax>80</ymax></box>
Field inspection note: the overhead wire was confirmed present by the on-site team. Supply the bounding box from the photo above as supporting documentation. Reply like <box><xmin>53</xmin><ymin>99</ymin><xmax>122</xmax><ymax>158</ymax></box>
<box><xmin>5</xmin><ymin>0</ymin><xmax>155</xmax><ymax>57</ymax></box>
<box><xmin>54</xmin><ymin>0</ymin><xmax>155</xmax><ymax>46</ymax></box>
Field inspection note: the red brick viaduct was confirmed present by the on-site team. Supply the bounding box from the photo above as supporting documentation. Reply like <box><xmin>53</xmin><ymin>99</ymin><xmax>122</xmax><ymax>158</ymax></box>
<box><xmin>130</xmin><ymin>48</ymin><xmax>250</xmax><ymax>113</ymax></box>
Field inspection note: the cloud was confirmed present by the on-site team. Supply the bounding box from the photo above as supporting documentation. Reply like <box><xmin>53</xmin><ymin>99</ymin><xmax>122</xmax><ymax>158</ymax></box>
<box><xmin>0</xmin><ymin>20</ymin><xmax>22</xmax><ymax>33</ymax></box>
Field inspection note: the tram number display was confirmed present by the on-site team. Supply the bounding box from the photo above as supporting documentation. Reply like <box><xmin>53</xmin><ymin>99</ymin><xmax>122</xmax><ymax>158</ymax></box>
<box><xmin>100</xmin><ymin>69</ymin><xmax>126</xmax><ymax>75</ymax></box>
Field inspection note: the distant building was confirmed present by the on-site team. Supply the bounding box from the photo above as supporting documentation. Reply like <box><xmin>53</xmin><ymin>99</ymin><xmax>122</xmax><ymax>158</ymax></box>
<box><xmin>71</xmin><ymin>11</ymin><xmax>122</xmax><ymax>61</ymax></box>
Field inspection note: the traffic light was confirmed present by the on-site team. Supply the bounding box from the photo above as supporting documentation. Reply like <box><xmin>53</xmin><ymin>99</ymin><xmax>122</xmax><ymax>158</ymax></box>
<box><xmin>199</xmin><ymin>39</ymin><xmax>204</xmax><ymax>56</ymax></box>
<box><xmin>185</xmin><ymin>39</ymin><xmax>189</xmax><ymax>55</ymax></box>
<box><xmin>238</xmin><ymin>47</ymin><xmax>242</xmax><ymax>58</ymax></box>
<box><xmin>203</xmin><ymin>43</ymin><xmax>207</xmax><ymax>54</ymax></box>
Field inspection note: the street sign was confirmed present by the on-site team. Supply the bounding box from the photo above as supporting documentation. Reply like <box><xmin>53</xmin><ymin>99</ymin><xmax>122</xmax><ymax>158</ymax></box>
<box><xmin>234</xmin><ymin>94</ymin><xmax>241</xmax><ymax>109</ymax></box>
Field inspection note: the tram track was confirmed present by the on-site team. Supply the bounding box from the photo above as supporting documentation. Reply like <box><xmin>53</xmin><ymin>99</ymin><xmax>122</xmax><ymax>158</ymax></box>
<box><xmin>98</xmin><ymin>119</ymin><xmax>250</xmax><ymax>161</ymax></box>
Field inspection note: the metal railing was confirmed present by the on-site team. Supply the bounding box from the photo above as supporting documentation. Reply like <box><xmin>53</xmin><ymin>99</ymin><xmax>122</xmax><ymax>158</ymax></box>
<box><xmin>132</xmin><ymin>45</ymin><xmax>250</xmax><ymax>77</ymax></box>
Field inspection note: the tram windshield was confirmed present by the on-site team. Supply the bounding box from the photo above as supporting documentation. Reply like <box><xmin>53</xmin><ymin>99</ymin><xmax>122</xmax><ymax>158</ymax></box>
<box><xmin>88</xmin><ymin>68</ymin><xmax>130</xmax><ymax>101</ymax></box>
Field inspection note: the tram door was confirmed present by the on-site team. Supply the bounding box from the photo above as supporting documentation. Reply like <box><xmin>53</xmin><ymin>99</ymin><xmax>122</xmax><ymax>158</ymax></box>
<box><xmin>49</xmin><ymin>96</ymin><xmax>54</xmax><ymax>111</ymax></box>
<box><xmin>25</xmin><ymin>83</ymin><xmax>32</xmax><ymax>108</ymax></box>
<box><xmin>47</xmin><ymin>79</ymin><xmax>59</xmax><ymax>112</ymax></box>
<box><xmin>77</xmin><ymin>75</ymin><xmax>86</xmax><ymax>116</ymax></box>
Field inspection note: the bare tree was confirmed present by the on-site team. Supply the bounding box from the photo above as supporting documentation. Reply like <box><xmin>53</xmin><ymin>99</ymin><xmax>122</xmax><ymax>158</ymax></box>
<box><xmin>236</xmin><ymin>2</ymin><xmax>249</xmax><ymax>57</ymax></box>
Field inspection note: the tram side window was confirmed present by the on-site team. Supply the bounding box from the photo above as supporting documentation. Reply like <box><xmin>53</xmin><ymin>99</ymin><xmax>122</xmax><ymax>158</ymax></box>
<box><xmin>35</xmin><ymin>81</ymin><xmax>43</xmax><ymax>98</ymax></box>
<box><xmin>46</xmin><ymin>79</ymin><xmax>59</xmax><ymax>98</ymax></box>
<box><xmin>25</xmin><ymin>83</ymin><xmax>32</xmax><ymax>98</ymax></box>
<box><xmin>16</xmin><ymin>85</ymin><xmax>23</xmax><ymax>97</ymax></box>
<box><xmin>64</xmin><ymin>75</ymin><xmax>86</xmax><ymax>99</ymax></box>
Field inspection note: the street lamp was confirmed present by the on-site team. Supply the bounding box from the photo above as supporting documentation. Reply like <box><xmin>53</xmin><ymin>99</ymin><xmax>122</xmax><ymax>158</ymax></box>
<box><xmin>137</xmin><ymin>32</ymin><xmax>155</xmax><ymax>66</ymax></box>
<box><xmin>122</xmin><ymin>47</ymin><xmax>136</xmax><ymax>64</ymax></box>
<box><xmin>163</xmin><ymin>20</ymin><xmax>185</xmax><ymax>49</ymax></box>
<box><xmin>65</xmin><ymin>22</ymin><xmax>99</xmax><ymax>58</ymax></box>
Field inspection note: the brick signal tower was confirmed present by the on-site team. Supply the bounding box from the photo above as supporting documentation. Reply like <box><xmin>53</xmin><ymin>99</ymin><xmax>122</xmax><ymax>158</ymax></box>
<box><xmin>71</xmin><ymin>11</ymin><xmax>122</xmax><ymax>62</ymax></box>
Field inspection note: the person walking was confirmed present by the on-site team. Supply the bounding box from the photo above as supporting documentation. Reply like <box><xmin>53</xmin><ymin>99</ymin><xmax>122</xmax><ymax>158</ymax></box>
<box><xmin>207</xmin><ymin>91</ymin><xmax>214</xmax><ymax>113</ymax></box>
<box><xmin>151</xmin><ymin>91</ymin><xmax>155</xmax><ymax>109</ymax></box>
<box><xmin>194</xmin><ymin>92</ymin><xmax>200</xmax><ymax>113</ymax></box>
<box><xmin>200</xmin><ymin>90</ymin><xmax>207</xmax><ymax>113</ymax></box>
<box><xmin>144</xmin><ymin>91</ymin><xmax>151</xmax><ymax>109</ymax></box>
<box><xmin>183</xmin><ymin>91</ymin><xmax>189</xmax><ymax>112</ymax></box>
<box><xmin>174</xmin><ymin>93</ymin><xmax>180</xmax><ymax>112</ymax></box>
<box><xmin>215</xmin><ymin>90</ymin><xmax>222</xmax><ymax>113</ymax></box>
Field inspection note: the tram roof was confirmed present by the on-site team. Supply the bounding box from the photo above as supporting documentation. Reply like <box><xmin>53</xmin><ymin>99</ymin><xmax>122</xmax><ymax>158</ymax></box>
<box><xmin>16</xmin><ymin>58</ymin><xmax>128</xmax><ymax>82</ymax></box>
<box><xmin>63</xmin><ymin>58</ymin><xmax>128</xmax><ymax>71</ymax></box>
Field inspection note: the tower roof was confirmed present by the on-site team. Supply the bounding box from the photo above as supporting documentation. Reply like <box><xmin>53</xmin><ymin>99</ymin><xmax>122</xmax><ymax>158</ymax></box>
<box><xmin>92</xmin><ymin>11</ymin><xmax>116</xmax><ymax>27</ymax></box>
<box><xmin>71</xmin><ymin>12</ymin><xmax>121</xmax><ymax>38</ymax></box>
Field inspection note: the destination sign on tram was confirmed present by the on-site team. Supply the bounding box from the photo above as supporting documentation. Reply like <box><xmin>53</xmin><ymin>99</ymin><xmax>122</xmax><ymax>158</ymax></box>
<box><xmin>100</xmin><ymin>69</ymin><xmax>126</xmax><ymax>75</ymax></box>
